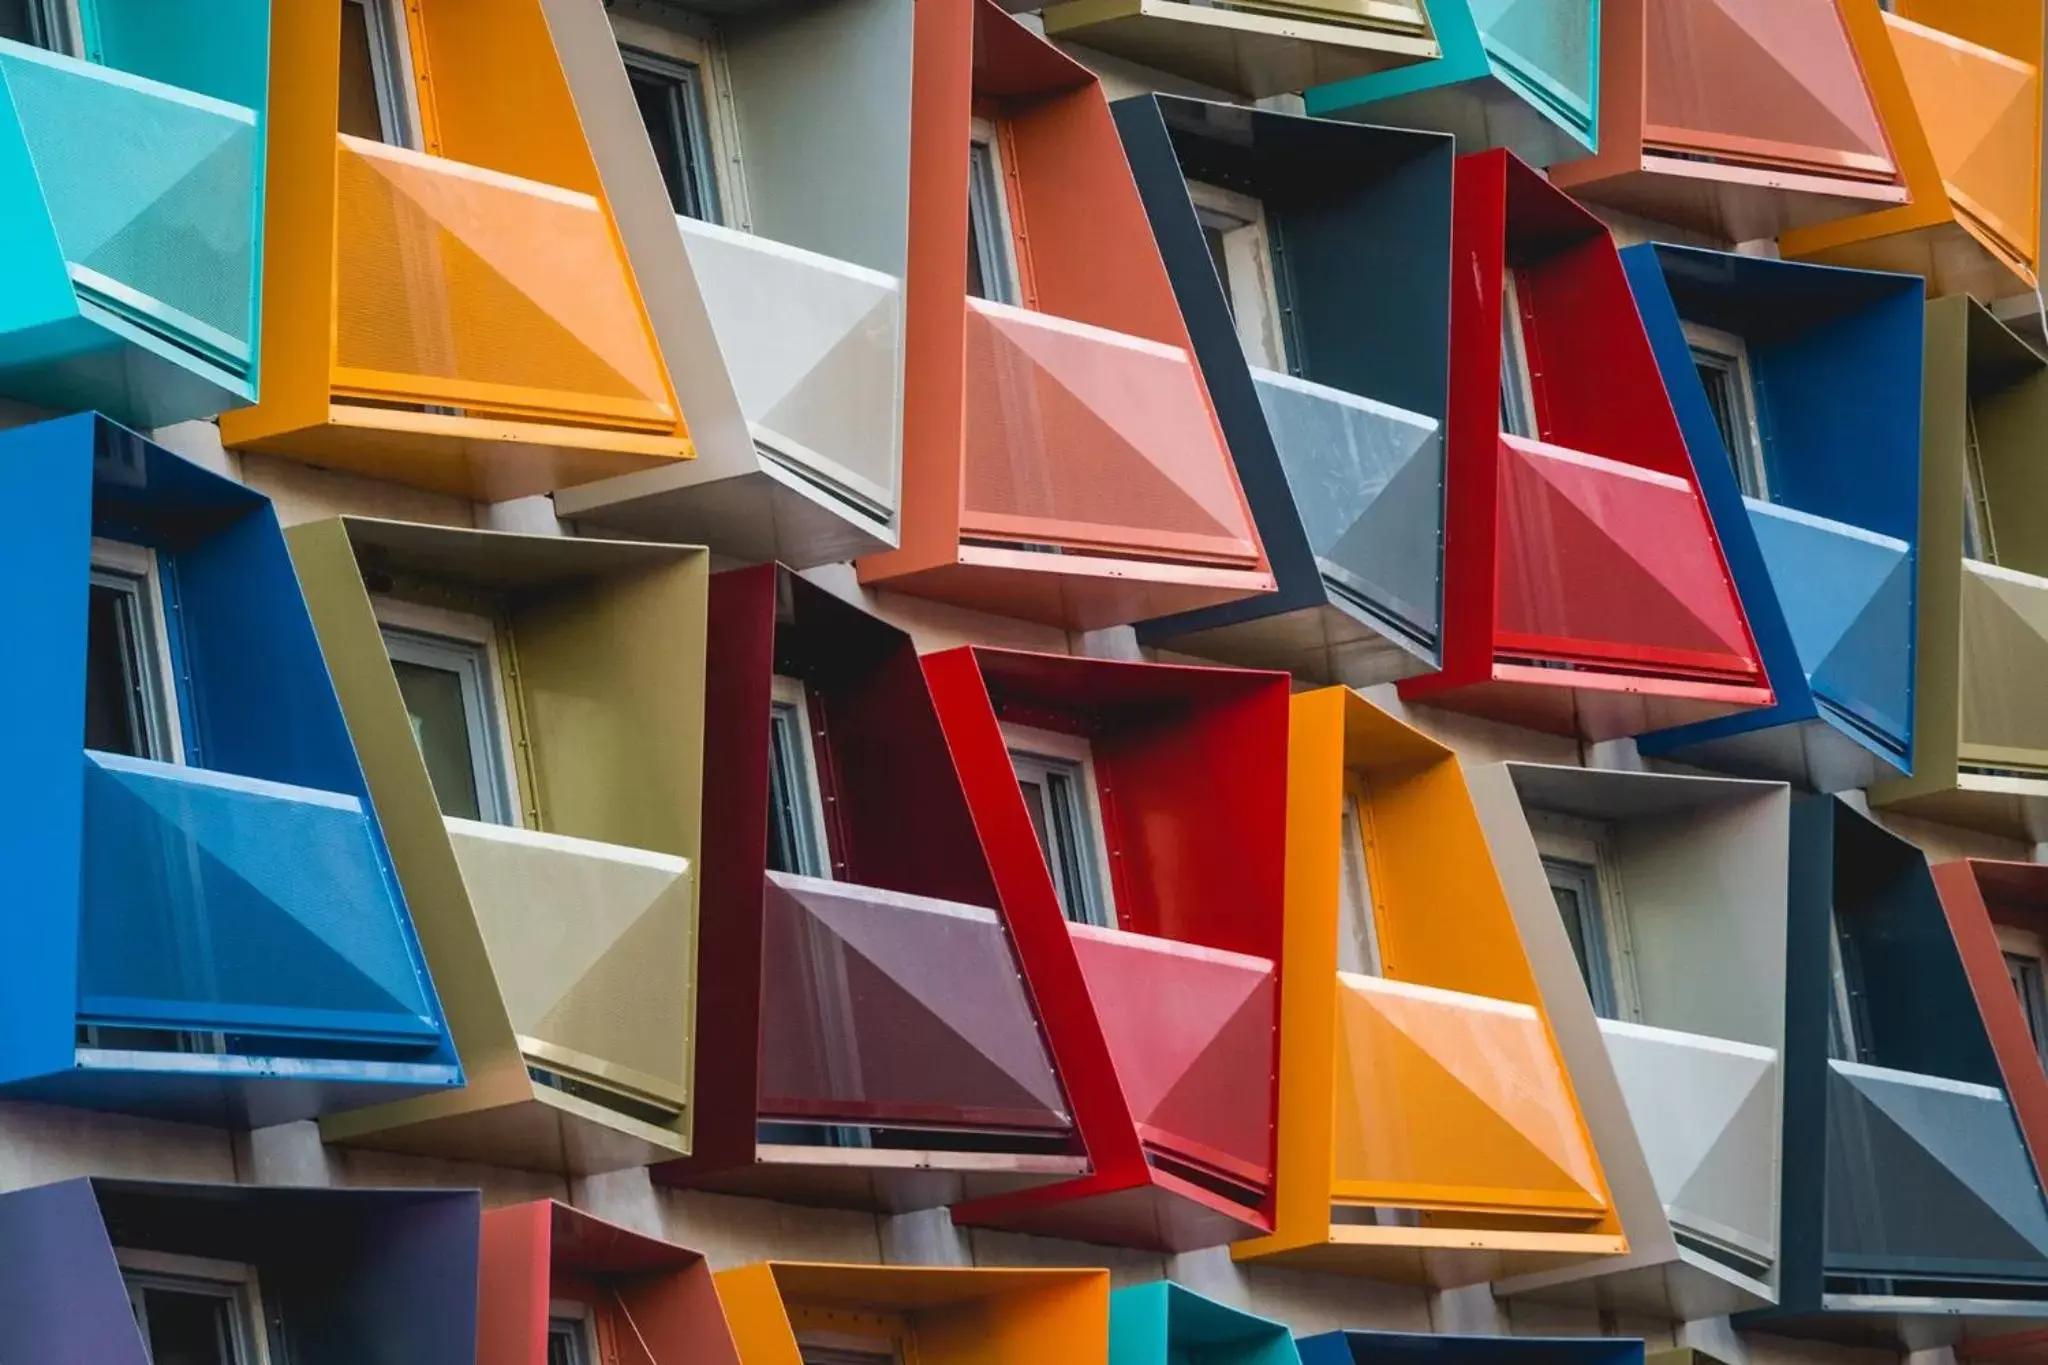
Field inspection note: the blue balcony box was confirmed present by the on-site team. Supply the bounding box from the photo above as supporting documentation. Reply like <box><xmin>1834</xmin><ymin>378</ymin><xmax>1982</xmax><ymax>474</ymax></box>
<box><xmin>0</xmin><ymin>413</ymin><xmax>460</xmax><ymax>1125</ymax></box>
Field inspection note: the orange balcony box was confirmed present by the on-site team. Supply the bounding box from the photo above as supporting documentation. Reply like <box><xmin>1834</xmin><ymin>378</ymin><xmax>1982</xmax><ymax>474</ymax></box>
<box><xmin>855</xmin><ymin>0</ymin><xmax>1273</xmax><ymax>632</ymax></box>
<box><xmin>219</xmin><ymin>0</ymin><xmax>690</xmax><ymax>501</ymax></box>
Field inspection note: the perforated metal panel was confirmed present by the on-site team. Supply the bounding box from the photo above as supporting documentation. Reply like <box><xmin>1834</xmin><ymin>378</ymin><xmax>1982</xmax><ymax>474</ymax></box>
<box><xmin>333</xmin><ymin>136</ymin><xmax>675</xmax><ymax>428</ymax></box>
<box><xmin>1887</xmin><ymin>16</ymin><xmax>2041</xmax><ymax>264</ymax></box>
<box><xmin>1252</xmin><ymin>367</ymin><xmax>1441</xmax><ymax>644</ymax></box>
<box><xmin>678</xmin><ymin>217</ymin><xmax>903</xmax><ymax>515</ymax></box>
<box><xmin>1644</xmin><ymin>0</ymin><xmax>1892</xmax><ymax>172</ymax></box>
<box><xmin>1959</xmin><ymin>559</ymin><xmax>2048</xmax><ymax>766</ymax></box>
<box><xmin>960</xmin><ymin>300</ymin><xmax>1260</xmax><ymax>566</ymax></box>
<box><xmin>1472</xmin><ymin>0</ymin><xmax>1595</xmax><ymax>118</ymax></box>
<box><xmin>77</xmin><ymin>754</ymin><xmax>439</xmax><ymax>1042</ymax></box>
<box><xmin>447</xmin><ymin>819</ymin><xmax>692</xmax><ymax>1108</ymax></box>
<box><xmin>0</xmin><ymin>42</ymin><xmax>256</xmax><ymax>367</ymax></box>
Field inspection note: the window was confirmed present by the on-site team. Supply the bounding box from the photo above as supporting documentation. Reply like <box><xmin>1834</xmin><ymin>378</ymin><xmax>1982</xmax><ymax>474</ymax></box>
<box><xmin>767</xmin><ymin>674</ymin><xmax>831</xmax><ymax>878</ymax></box>
<box><xmin>338</xmin><ymin>0</ymin><xmax>420</xmax><ymax>146</ymax></box>
<box><xmin>1187</xmin><ymin>180</ymin><xmax>1288</xmax><ymax>372</ymax></box>
<box><xmin>623</xmin><ymin>46</ymin><xmax>722</xmax><ymax>223</ymax></box>
<box><xmin>1683</xmin><ymin>321</ymin><xmax>1770</xmax><ymax>500</ymax></box>
<box><xmin>547</xmin><ymin>1307</ymin><xmax>596</xmax><ymax>1365</ymax></box>
<box><xmin>0</xmin><ymin>0</ymin><xmax>72</xmax><ymax>50</ymax></box>
<box><xmin>2002</xmin><ymin>926</ymin><xmax>2048</xmax><ymax>1068</ymax></box>
<box><xmin>1499</xmin><ymin>270</ymin><xmax>1539</xmax><ymax>439</ymax></box>
<box><xmin>967</xmin><ymin>120</ymin><xmax>1021</xmax><ymax>305</ymax></box>
<box><xmin>376</xmin><ymin>602</ymin><xmax>518</xmax><ymax>825</ymax></box>
<box><xmin>1336</xmin><ymin>783</ymin><xmax>1384</xmax><ymax>977</ymax></box>
<box><xmin>1964</xmin><ymin>404</ymin><xmax>1998</xmax><ymax>563</ymax></box>
<box><xmin>1827</xmin><ymin>911</ymin><xmax>1870</xmax><ymax>1063</ymax></box>
<box><xmin>85</xmin><ymin>539</ymin><xmax>182</xmax><ymax>763</ymax></box>
<box><xmin>120</xmin><ymin>1250</ymin><xmax>270</xmax><ymax>1365</ymax></box>
<box><xmin>1006</xmin><ymin>725</ymin><xmax>1113</xmax><ymax>929</ymax></box>
<box><xmin>1532</xmin><ymin>814</ymin><xmax>1637</xmax><ymax>1021</ymax></box>
<box><xmin>793</xmin><ymin>1314</ymin><xmax>907</xmax><ymax>1365</ymax></box>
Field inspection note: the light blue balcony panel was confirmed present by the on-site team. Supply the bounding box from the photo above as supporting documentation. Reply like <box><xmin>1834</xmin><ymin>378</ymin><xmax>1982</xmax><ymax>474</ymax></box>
<box><xmin>78</xmin><ymin>753</ymin><xmax>443</xmax><ymax>1052</ymax></box>
<box><xmin>1475</xmin><ymin>0</ymin><xmax>1594</xmax><ymax>133</ymax></box>
<box><xmin>0</xmin><ymin>40</ymin><xmax>258</xmax><ymax>422</ymax></box>
<box><xmin>1251</xmin><ymin>367</ymin><xmax>1442</xmax><ymax>652</ymax></box>
<box><xmin>1746</xmin><ymin>500</ymin><xmax>1913</xmax><ymax>761</ymax></box>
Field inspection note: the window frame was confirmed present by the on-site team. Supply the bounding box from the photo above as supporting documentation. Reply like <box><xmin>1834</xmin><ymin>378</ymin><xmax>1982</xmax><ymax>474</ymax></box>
<box><xmin>620</xmin><ymin>43</ymin><xmax>724</xmax><ymax>224</ymax></box>
<box><xmin>1003</xmin><ymin>722</ymin><xmax>1116</xmax><ymax>930</ymax></box>
<box><xmin>790</xmin><ymin>1307</ymin><xmax>915</xmax><ymax>1365</ymax></box>
<box><xmin>87</xmin><ymin>537</ymin><xmax>185</xmax><ymax>766</ymax></box>
<box><xmin>1827</xmin><ymin>909</ymin><xmax>1871</xmax><ymax>1064</ymax></box>
<box><xmin>2001</xmin><ymin>925</ymin><xmax>2048</xmax><ymax>1069</ymax></box>
<box><xmin>1336</xmin><ymin>775</ymin><xmax>1385</xmax><ymax>978</ymax></box>
<box><xmin>372</xmin><ymin>597</ymin><xmax>522</xmax><ymax>827</ymax></box>
<box><xmin>1186</xmin><ymin>179</ymin><xmax>1289</xmax><ymax>373</ymax></box>
<box><xmin>1530</xmin><ymin>811</ymin><xmax>1640</xmax><ymax>1022</ymax></box>
<box><xmin>1963</xmin><ymin>401</ymin><xmax>1999</xmax><ymax>563</ymax></box>
<box><xmin>2</xmin><ymin>0</ymin><xmax>78</xmax><ymax>53</ymax></box>
<box><xmin>608</xmin><ymin>8</ymin><xmax>748</xmax><ymax>227</ymax></box>
<box><xmin>117</xmin><ymin>1248</ymin><xmax>272</xmax><ymax>1365</ymax></box>
<box><xmin>767</xmin><ymin>673</ymin><xmax>833</xmax><ymax>879</ymax></box>
<box><xmin>341</xmin><ymin>0</ymin><xmax>424</xmax><ymax>149</ymax></box>
<box><xmin>1499</xmin><ymin>269</ymin><xmax>1539</xmax><ymax>440</ymax></box>
<box><xmin>967</xmin><ymin>116</ymin><xmax>1023</xmax><ymax>307</ymax></box>
<box><xmin>1682</xmin><ymin>320</ymin><xmax>1771</xmax><ymax>502</ymax></box>
<box><xmin>546</xmin><ymin>1300</ymin><xmax>599</xmax><ymax>1365</ymax></box>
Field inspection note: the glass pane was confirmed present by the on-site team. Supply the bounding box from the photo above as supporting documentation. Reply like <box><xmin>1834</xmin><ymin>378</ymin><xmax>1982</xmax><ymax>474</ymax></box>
<box><xmin>967</xmin><ymin>142</ymin><xmax>1012</xmax><ymax>304</ymax></box>
<box><xmin>85</xmin><ymin>581</ymin><xmax>152</xmax><ymax>759</ymax></box>
<box><xmin>629</xmin><ymin>70</ymin><xmax>689</xmax><ymax>215</ymax></box>
<box><xmin>1542</xmin><ymin>857</ymin><xmax>1616</xmax><ymax>1018</ymax></box>
<box><xmin>1202</xmin><ymin>224</ymin><xmax>1233</xmax><ymax>311</ymax></box>
<box><xmin>547</xmin><ymin>1318</ymin><xmax>592</xmax><ymax>1365</ymax></box>
<box><xmin>338</xmin><ymin>0</ymin><xmax>386</xmax><ymax>140</ymax></box>
<box><xmin>0</xmin><ymin>0</ymin><xmax>43</xmax><ymax>46</ymax></box>
<box><xmin>625</xmin><ymin>57</ymin><xmax>717</xmax><ymax>222</ymax></box>
<box><xmin>138</xmin><ymin>1286</ymin><xmax>238</xmax><ymax>1365</ymax></box>
<box><xmin>766</xmin><ymin>702</ymin><xmax>825</xmax><ymax>877</ymax></box>
<box><xmin>391</xmin><ymin>658</ymin><xmax>483</xmax><ymax>821</ymax></box>
<box><xmin>1336</xmin><ymin>794</ymin><xmax>1381</xmax><ymax>976</ymax></box>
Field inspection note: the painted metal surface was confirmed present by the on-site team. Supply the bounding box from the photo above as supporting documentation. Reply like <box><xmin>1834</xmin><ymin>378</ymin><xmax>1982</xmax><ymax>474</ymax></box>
<box><xmin>1554</xmin><ymin>0</ymin><xmax>1907</xmax><ymax>241</ymax></box>
<box><xmin>0</xmin><ymin>414</ymin><xmax>458</xmax><ymax>1125</ymax></box>
<box><xmin>662</xmin><ymin>564</ymin><xmax>1078</xmax><ymax>1211</ymax></box>
<box><xmin>1304</xmin><ymin>0</ymin><xmax>1601</xmax><ymax>168</ymax></box>
<box><xmin>291</xmin><ymin>517</ymin><xmax>709</xmax><ymax>1174</ymax></box>
<box><xmin>853</xmin><ymin>0</ymin><xmax>1273</xmax><ymax>631</ymax></box>
<box><xmin>924</xmin><ymin>647</ymin><xmax>1288</xmax><ymax>1250</ymax></box>
<box><xmin>1108</xmin><ymin>1282</ymin><xmax>1299</xmax><ymax>1365</ymax></box>
<box><xmin>1627</xmin><ymin>244</ymin><xmax>1923</xmax><ymax>791</ymax></box>
<box><xmin>1238</xmin><ymin>690</ymin><xmax>1621</xmax><ymax>1284</ymax></box>
<box><xmin>1040</xmin><ymin>0</ymin><xmax>1435</xmax><ymax>98</ymax></box>
<box><xmin>0</xmin><ymin>0</ymin><xmax>267</xmax><ymax>426</ymax></box>
<box><xmin>545</xmin><ymin>0</ymin><xmax>907</xmax><ymax>566</ymax></box>
<box><xmin>0</xmin><ymin>1179</ymin><xmax>479</xmax><ymax>1362</ymax></box>
<box><xmin>478</xmin><ymin>1200</ymin><xmax>740</xmax><ymax>1365</ymax></box>
<box><xmin>717</xmin><ymin>1263</ymin><xmax>1108</xmax><ymax>1365</ymax></box>
<box><xmin>1749</xmin><ymin>797</ymin><xmax>2048</xmax><ymax>1348</ymax></box>
<box><xmin>1782</xmin><ymin>2</ymin><xmax>2045</xmax><ymax>301</ymax></box>
<box><xmin>1476</xmin><ymin>763</ymin><xmax>1791</xmax><ymax>1317</ymax></box>
<box><xmin>1298</xmin><ymin>1331</ymin><xmax>1643</xmax><ymax>1365</ymax></box>
<box><xmin>218</xmin><ymin>0</ymin><xmax>690</xmax><ymax>500</ymax></box>
<box><xmin>1399</xmin><ymin>151</ymin><xmax>1771</xmax><ymax>740</ymax></box>
<box><xmin>1873</xmin><ymin>299</ymin><xmax>2048</xmax><ymax>841</ymax></box>
<box><xmin>1116</xmin><ymin>94</ymin><xmax>1453</xmax><ymax>687</ymax></box>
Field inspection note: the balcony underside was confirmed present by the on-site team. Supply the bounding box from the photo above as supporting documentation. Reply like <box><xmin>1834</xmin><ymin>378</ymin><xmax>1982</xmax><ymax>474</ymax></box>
<box><xmin>320</xmin><ymin>1085</ymin><xmax>691</xmax><ymax>1175</ymax></box>
<box><xmin>1040</xmin><ymin>0</ymin><xmax>1437</xmax><ymax>97</ymax></box>
<box><xmin>1238</xmin><ymin>1223</ymin><xmax>1628</xmax><ymax>1287</ymax></box>
<box><xmin>1145</xmin><ymin>598</ymin><xmax>1438</xmax><ymax>688</ymax></box>
<box><xmin>1568</xmin><ymin>159</ymin><xmax>1906</xmax><ymax>245</ymax></box>
<box><xmin>681</xmin><ymin>1145</ymin><xmax>1090</xmax><ymax>1214</ymax></box>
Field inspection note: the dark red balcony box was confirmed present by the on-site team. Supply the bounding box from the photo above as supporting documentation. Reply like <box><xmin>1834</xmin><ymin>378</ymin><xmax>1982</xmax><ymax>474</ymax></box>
<box><xmin>658</xmin><ymin>565</ymin><xmax>1083</xmax><ymax>1212</ymax></box>
<box><xmin>1399</xmin><ymin>149</ymin><xmax>1773</xmax><ymax>739</ymax></box>
<box><xmin>924</xmin><ymin>646</ymin><xmax>1287</xmax><ymax>1251</ymax></box>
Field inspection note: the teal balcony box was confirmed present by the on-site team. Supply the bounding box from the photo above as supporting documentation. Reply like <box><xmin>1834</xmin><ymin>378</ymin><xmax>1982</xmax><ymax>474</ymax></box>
<box><xmin>1304</xmin><ymin>0</ymin><xmax>1600</xmax><ymax>168</ymax></box>
<box><xmin>0</xmin><ymin>0</ymin><xmax>268</xmax><ymax>426</ymax></box>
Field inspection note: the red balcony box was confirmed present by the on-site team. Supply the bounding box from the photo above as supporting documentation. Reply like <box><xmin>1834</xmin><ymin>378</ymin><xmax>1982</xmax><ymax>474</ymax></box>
<box><xmin>924</xmin><ymin>647</ymin><xmax>1288</xmax><ymax>1251</ymax></box>
<box><xmin>658</xmin><ymin>565</ymin><xmax>1083</xmax><ymax>1211</ymax></box>
<box><xmin>854</xmin><ymin>0</ymin><xmax>1274</xmax><ymax>631</ymax></box>
<box><xmin>1399</xmin><ymin>150</ymin><xmax>1774</xmax><ymax>739</ymax></box>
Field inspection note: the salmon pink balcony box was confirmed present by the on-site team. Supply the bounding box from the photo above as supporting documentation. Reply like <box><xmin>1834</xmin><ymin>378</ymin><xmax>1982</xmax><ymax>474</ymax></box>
<box><xmin>854</xmin><ymin>0</ymin><xmax>1274</xmax><ymax>632</ymax></box>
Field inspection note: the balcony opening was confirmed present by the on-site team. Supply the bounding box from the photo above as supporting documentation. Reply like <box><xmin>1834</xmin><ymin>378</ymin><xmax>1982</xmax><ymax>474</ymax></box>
<box><xmin>376</xmin><ymin>602</ymin><xmax>521</xmax><ymax>827</ymax></box>
<box><xmin>966</xmin><ymin>120</ymin><xmax>1021</xmax><ymax>305</ymax></box>
<box><xmin>120</xmin><ymin>1249</ymin><xmax>272</xmax><ymax>1365</ymax></box>
<box><xmin>1188</xmin><ymin>180</ymin><xmax>1290</xmax><ymax>373</ymax></box>
<box><xmin>85</xmin><ymin>538</ymin><xmax>182</xmax><ymax>765</ymax></box>
<box><xmin>1499</xmin><ymin>270</ymin><xmax>1538</xmax><ymax>439</ymax></box>
<box><xmin>0</xmin><ymin>0</ymin><xmax>69</xmax><ymax>52</ymax></box>
<box><xmin>1684</xmin><ymin>321</ymin><xmax>1771</xmax><ymax>501</ymax></box>
<box><xmin>1005</xmin><ymin>724</ymin><xmax>1115</xmax><ymax>930</ymax></box>
<box><xmin>1532</xmin><ymin>811</ymin><xmax>1638</xmax><ymax>1022</ymax></box>
<box><xmin>767</xmin><ymin>675</ymin><xmax>832</xmax><ymax>878</ymax></box>
<box><xmin>548</xmin><ymin>1304</ymin><xmax>597</xmax><ymax>1365</ymax></box>
<box><xmin>623</xmin><ymin>44</ymin><xmax>723</xmax><ymax>224</ymax></box>
<box><xmin>339</xmin><ymin>0</ymin><xmax>421</xmax><ymax>147</ymax></box>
